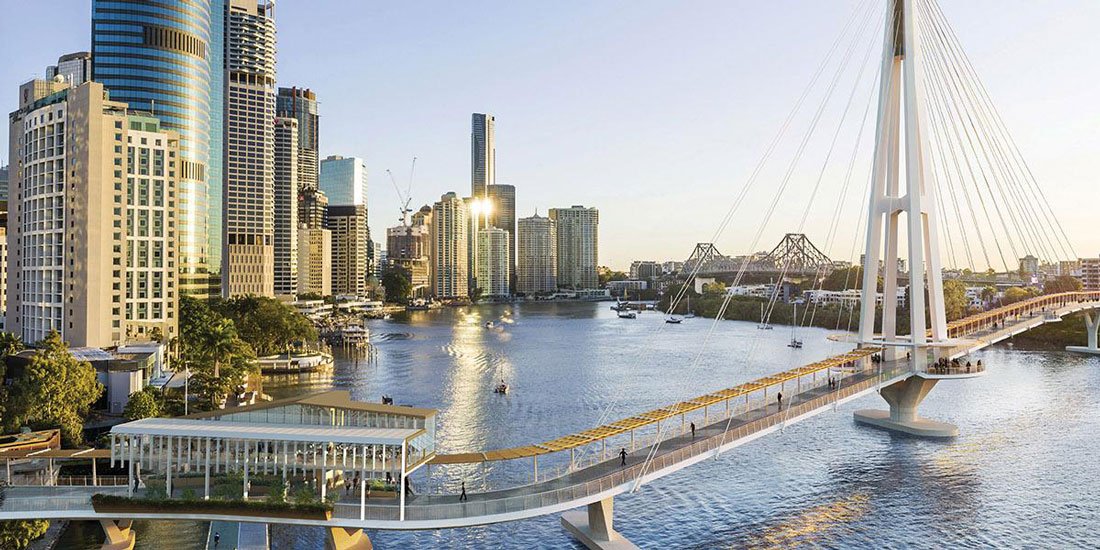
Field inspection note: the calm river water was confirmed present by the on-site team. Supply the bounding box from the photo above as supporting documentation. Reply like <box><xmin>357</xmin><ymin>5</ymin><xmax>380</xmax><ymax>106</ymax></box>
<box><xmin>62</xmin><ymin>302</ymin><xmax>1100</xmax><ymax>548</ymax></box>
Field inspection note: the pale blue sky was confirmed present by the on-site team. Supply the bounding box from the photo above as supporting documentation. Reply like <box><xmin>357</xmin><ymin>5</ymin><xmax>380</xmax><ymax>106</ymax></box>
<box><xmin>2</xmin><ymin>1</ymin><xmax>1098</xmax><ymax>270</ymax></box>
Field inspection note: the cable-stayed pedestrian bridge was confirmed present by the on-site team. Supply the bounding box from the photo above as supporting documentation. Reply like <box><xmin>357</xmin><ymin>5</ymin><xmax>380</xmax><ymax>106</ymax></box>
<box><xmin>1</xmin><ymin>292</ymin><xmax>1097</xmax><ymax>549</ymax></box>
<box><xmin>2</xmin><ymin>0</ymin><xmax>1095</xmax><ymax>547</ymax></box>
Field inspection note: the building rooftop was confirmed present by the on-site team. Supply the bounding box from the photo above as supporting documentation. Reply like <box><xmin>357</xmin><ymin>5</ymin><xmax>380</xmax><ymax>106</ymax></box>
<box><xmin>113</xmin><ymin>418</ymin><xmax>420</xmax><ymax>446</ymax></box>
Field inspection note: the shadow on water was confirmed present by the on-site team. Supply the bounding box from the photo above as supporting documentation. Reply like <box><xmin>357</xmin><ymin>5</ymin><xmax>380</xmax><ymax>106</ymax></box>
<box><xmin>57</xmin><ymin>519</ymin><xmax>208</xmax><ymax>550</ymax></box>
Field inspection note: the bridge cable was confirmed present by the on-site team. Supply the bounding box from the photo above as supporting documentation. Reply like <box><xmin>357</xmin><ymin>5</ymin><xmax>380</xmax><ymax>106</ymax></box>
<box><xmin>633</xmin><ymin>4</ymin><xmax>886</xmax><ymax>485</ymax></box>
<box><xmin>918</xmin><ymin>30</ymin><xmax>1012</xmax><ymax>273</ymax></box>
<box><xmin>662</xmin><ymin>0</ymin><xmax>879</xmax><ymax>320</ymax></box>
<box><xmin>918</xmin><ymin>1</ymin><xmax>1068</xmax><ymax>266</ymax></box>
<box><xmin>916</xmin><ymin>4</ymin><xmax>1057</xmax><ymax>268</ymax></box>
<box><xmin>924</xmin><ymin>0</ymin><xmax>1077</xmax><ymax>261</ymax></box>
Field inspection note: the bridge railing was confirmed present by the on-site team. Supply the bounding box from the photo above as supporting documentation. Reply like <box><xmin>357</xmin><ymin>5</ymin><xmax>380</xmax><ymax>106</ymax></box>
<box><xmin>334</xmin><ymin>363</ymin><xmax>911</xmax><ymax>524</ymax></box>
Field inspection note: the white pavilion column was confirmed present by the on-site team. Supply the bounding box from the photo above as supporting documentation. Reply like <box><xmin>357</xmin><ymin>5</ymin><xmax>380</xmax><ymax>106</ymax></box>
<box><xmin>127</xmin><ymin>435</ymin><xmax>135</xmax><ymax>497</ymax></box>
<box><xmin>165</xmin><ymin>436</ymin><xmax>173</xmax><ymax>498</ymax></box>
<box><xmin>360</xmin><ymin>455</ymin><xmax>367</xmax><ymax>521</ymax></box>
<box><xmin>399</xmin><ymin>441</ymin><xmax>407</xmax><ymax>521</ymax></box>
<box><xmin>321</xmin><ymin>444</ymin><xmax>327</xmax><ymax>501</ymax></box>
<box><xmin>204</xmin><ymin>437</ymin><xmax>211</xmax><ymax>500</ymax></box>
<box><xmin>243</xmin><ymin>441</ymin><xmax>250</xmax><ymax>499</ymax></box>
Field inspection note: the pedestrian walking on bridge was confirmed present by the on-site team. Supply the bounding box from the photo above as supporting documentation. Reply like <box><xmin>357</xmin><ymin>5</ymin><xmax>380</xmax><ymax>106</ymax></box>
<box><xmin>620</xmin><ymin>448</ymin><xmax>627</xmax><ymax>467</ymax></box>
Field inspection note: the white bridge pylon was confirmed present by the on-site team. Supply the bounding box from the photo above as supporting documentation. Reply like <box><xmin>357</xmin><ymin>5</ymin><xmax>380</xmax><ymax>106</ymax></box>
<box><xmin>859</xmin><ymin>0</ymin><xmax>948</xmax><ymax>367</ymax></box>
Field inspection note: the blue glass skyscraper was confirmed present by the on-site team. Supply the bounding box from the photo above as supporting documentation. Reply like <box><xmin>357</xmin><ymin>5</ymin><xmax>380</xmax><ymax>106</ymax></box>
<box><xmin>92</xmin><ymin>0</ymin><xmax>225</xmax><ymax>297</ymax></box>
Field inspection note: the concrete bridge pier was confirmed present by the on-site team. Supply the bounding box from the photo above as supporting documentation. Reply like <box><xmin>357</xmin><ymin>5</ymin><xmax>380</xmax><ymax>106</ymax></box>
<box><xmin>99</xmin><ymin>519</ymin><xmax>136</xmax><ymax>550</ymax></box>
<box><xmin>1065</xmin><ymin>312</ymin><xmax>1100</xmax><ymax>356</ymax></box>
<box><xmin>561</xmin><ymin>497</ymin><xmax>638</xmax><ymax>550</ymax></box>
<box><xmin>854</xmin><ymin>376</ymin><xmax>958</xmax><ymax>438</ymax></box>
<box><xmin>326</xmin><ymin>526</ymin><xmax>373</xmax><ymax>550</ymax></box>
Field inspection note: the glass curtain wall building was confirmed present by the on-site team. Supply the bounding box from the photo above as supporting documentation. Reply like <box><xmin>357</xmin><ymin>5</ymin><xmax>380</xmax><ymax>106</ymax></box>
<box><xmin>92</xmin><ymin>0</ymin><xmax>225</xmax><ymax>298</ymax></box>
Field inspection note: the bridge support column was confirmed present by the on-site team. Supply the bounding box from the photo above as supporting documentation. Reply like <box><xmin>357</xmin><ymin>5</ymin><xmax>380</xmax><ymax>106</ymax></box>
<box><xmin>326</xmin><ymin>527</ymin><xmax>372</xmax><ymax>550</ymax></box>
<box><xmin>854</xmin><ymin>375</ymin><xmax>957</xmax><ymax>437</ymax></box>
<box><xmin>562</xmin><ymin>497</ymin><xmax>639</xmax><ymax>550</ymax></box>
<box><xmin>1066</xmin><ymin>312</ymin><xmax>1100</xmax><ymax>355</ymax></box>
<box><xmin>99</xmin><ymin>519</ymin><xmax>136</xmax><ymax>550</ymax></box>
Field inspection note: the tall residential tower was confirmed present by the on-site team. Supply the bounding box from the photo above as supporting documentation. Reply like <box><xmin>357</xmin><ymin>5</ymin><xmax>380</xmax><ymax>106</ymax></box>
<box><xmin>471</xmin><ymin>113</ymin><xmax>495</xmax><ymax>198</ymax></box>
<box><xmin>431</xmin><ymin>193</ymin><xmax>469</xmax><ymax>299</ymax></box>
<box><xmin>549</xmin><ymin>206</ymin><xmax>599</xmax><ymax>290</ymax></box>
<box><xmin>517</xmin><ymin>213</ymin><xmax>557</xmax><ymax>294</ymax></box>
<box><xmin>7</xmin><ymin>81</ymin><xmax>179</xmax><ymax>346</ymax></box>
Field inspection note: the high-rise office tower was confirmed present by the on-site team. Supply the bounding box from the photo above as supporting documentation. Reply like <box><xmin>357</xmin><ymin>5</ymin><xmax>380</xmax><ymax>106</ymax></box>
<box><xmin>477</xmin><ymin>227</ymin><xmax>511</xmax><ymax>298</ymax></box>
<box><xmin>471</xmin><ymin>113</ymin><xmax>495</xmax><ymax>197</ymax></box>
<box><xmin>320</xmin><ymin>155</ymin><xmax>369</xmax><ymax>296</ymax></box>
<box><xmin>223</xmin><ymin>0</ymin><xmax>277</xmax><ymax>297</ymax></box>
<box><xmin>297</xmin><ymin>228</ymin><xmax>331</xmax><ymax>296</ymax></box>
<box><xmin>275</xmin><ymin>87</ymin><xmax>325</xmax><ymax>226</ymax></box>
<box><xmin>46</xmin><ymin>52</ymin><xmax>92</xmax><ymax>85</ymax></box>
<box><xmin>7</xmin><ymin>81</ymin><xmax>179</xmax><ymax>346</ymax></box>
<box><xmin>319</xmin><ymin>155</ymin><xmax>367</xmax><ymax>206</ymax></box>
<box><xmin>276</xmin><ymin>88</ymin><xmax>327</xmax><ymax>297</ymax></box>
<box><xmin>549</xmin><ymin>205</ymin><xmax>599</xmax><ymax>290</ymax></box>
<box><xmin>486</xmin><ymin>183</ymin><xmax>516</xmax><ymax>294</ymax></box>
<box><xmin>0</xmin><ymin>226</ymin><xmax>6</xmax><ymax>331</ymax></box>
<box><xmin>273</xmin><ymin>117</ymin><xmax>299</xmax><ymax>296</ymax></box>
<box><xmin>517</xmin><ymin>213</ymin><xmax>557</xmax><ymax>294</ymax></box>
<box><xmin>93</xmin><ymin>0</ymin><xmax>225</xmax><ymax>298</ymax></box>
<box><xmin>372</xmin><ymin>241</ymin><xmax>384</xmax><ymax>278</ymax></box>
<box><xmin>327</xmin><ymin>205</ymin><xmax>369</xmax><ymax>297</ymax></box>
<box><xmin>431</xmin><ymin>193</ymin><xmax>469</xmax><ymax>299</ymax></box>
<box><xmin>0</xmin><ymin>164</ymin><xmax>8</xmax><ymax>202</ymax></box>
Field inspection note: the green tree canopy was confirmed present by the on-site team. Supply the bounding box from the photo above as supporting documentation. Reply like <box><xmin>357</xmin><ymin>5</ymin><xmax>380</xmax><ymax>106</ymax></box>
<box><xmin>3</xmin><ymin>332</ymin><xmax>103</xmax><ymax>446</ymax></box>
<box><xmin>943</xmin><ymin>279</ymin><xmax>969</xmax><ymax>321</ymax></box>
<box><xmin>1043</xmin><ymin>275</ymin><xmax>1083</xmax><ymax>295</ymax></box>
<box><xmin>381</xmin><ymin>267</ymin><xmax>413</xmax><ymax>305</ymax></box>
<box><xmin>215</xmin><ymin>296</ymin><xmax>318</xmax><ymax>356</ymax></box>
<box><xmin>0</xmin><ymin>519</ymin><xmax>49</xmax><ymax>550</ymax></box>
<box><xmin>0</xmin><ymin>332</ymin><xmax>24</xmax><ymax>359</ymax></box>
<box><xmin>123</xmin><ymin>387</ymin><xmax>162</xmax><ymax>420</ymax></box>
<box><xmin>1003</xmin><ymin>286</ymin><xmax>1039</xmax><ymax>305</ymax></box>
<box><xmin>820</xmin><ymin>266</ymin><xmax>883</xmax><ymax>292</ymax></box>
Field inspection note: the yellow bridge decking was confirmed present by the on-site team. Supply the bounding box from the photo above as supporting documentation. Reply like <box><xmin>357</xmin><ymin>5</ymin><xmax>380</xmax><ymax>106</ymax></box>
<box><xmin>430</xmin><ymin>291</ymin><xmax>1100</xmax><ymax>466</ymax></box>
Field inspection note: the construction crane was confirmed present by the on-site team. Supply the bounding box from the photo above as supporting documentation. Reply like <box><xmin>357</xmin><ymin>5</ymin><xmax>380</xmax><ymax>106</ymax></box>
<box><xmin>386</xmin><ymin>156</ymin><xmax>417</xmax><ymax>226</ymax></box>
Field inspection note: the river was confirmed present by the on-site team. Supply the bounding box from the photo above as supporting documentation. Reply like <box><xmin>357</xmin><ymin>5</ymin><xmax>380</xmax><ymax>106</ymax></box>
<box><xmin>60</xmin><ymin>301</ymin><xmax>1100</xmax><ymax>548</ymax></box>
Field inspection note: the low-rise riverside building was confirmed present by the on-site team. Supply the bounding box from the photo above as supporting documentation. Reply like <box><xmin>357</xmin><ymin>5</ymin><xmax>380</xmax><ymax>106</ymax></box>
<box><xmin>109</xmin><ymin>391</ymin><xmax>437</xmax><ymax>521</ymax></box>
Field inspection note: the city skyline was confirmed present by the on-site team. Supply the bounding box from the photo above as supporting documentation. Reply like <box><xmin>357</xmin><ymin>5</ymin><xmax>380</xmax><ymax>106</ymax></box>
<box><xmin>2</xmin><ymin>1</ymin><xmax>1099</xmax><ymax>270</ymax></box>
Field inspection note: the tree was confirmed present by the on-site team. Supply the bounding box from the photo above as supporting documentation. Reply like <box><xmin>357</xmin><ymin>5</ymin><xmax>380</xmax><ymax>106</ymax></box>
<box><xmin>598</xmin><ymin>268</ymin><xmax>628</xmax><ymax>287</ymax></box>
<box><xmin>381</xmin><ymin>267</ymin><xmax>414</xmax><ymax>305</ymax></box>
<box><xmin>1002</xmin><ymin>286</ymin><xmax>1038</xmax><ymax>305</ymax></box>
<box><xmin>0</xmin><ymin>520</ymin><xmax>49</xmax><ymax>550</ymax></box>
<box><xmin>205</xmin><ymin>319</ymin><xmax>238</xmax><ymax>378</ymax></box>
<box><xmin>123</xmin><ymin>387</ymin><xmax>161</xmax><ymax>420</ymax></box>
<box><xmin>980</xmin><ymin>286</ymin><xmax>997</xmax><ymax>304</ymax></box>
<box><xmin>1043</xmin><ymin>275</ymin><xmax>1083</xmax><ymax>295</ymax></box>
<box><xmin>216</xmin><ymin>296</ymin><xmax>318</xmax><ymax>356</ymax></box>
<box><xmin>0</xmin><ymin>333</ymin><xmax>24</xmax><ymax>359</ymax></box>
<box><xmin>820</xmin><ymin>267</ymin><xmax>882</xmax><ymax>292</ymax></box>
<box><xmin>942</xmin><ymin>279</ymin><xmax>969</xmax><ymax>321</ymax></box>
<box><xmin>3</xmin><ymin>332</ymin><xmax>103</xmax><ymax>446</ymax></box>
